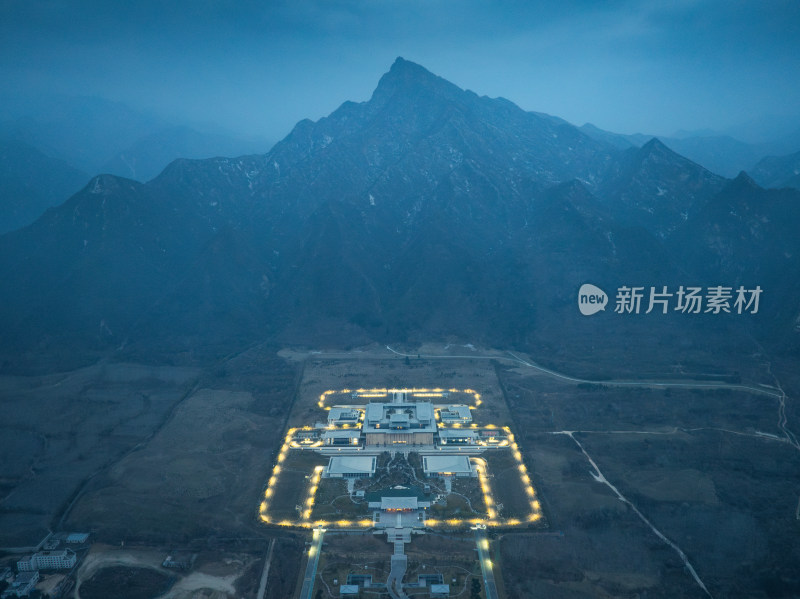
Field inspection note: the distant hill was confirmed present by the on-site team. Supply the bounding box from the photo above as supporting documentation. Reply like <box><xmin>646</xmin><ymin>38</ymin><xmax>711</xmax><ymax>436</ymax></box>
<box><xmin>0</xmin><ymin>94</ymin><xmax>271</xmax><ymax>181</ymax></box>
<box><xmin>0</xmin><ymin>139</ymin><xmax>88</xmax><ymax>233</ymax></box>
<box><xmin>580</xmin><ymin>123</ymin><xmax>800</xmax><ymax>179</ymax></box>
<box><xmin>750</xmin><ymin>150</ymin><xmax>800</xmax><ymax>190</ymax></box>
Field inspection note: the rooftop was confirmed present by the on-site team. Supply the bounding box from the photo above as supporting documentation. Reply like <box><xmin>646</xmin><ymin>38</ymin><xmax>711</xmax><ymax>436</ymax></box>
<box><xmin>326</xmin><ymin>456</ymin><xmax>376</xmax><ymax>476</ymax></box>
<box><xmin>422</xmin><ymin>455</ymin><xmax>473</xmax><ymax>474</ymax></box>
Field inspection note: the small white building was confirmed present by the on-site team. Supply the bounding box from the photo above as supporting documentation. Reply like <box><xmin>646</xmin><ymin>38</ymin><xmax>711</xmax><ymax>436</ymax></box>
<box><xmin>327</xmin><ymin>407</ymin><xmax>361</xmax><ymax>426</ymax></box>
<box><xmin>438</xmin><ymin>429</ymin><xmax>477</xmax><ymax>445</ymax></box>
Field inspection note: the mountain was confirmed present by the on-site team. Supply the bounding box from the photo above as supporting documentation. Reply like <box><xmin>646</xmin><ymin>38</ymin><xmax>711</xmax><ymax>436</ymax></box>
<box><xmin>0</xmin><ymin>139</ymin><xmax>89</xmax><ymax>233</ymax></box>
<box><xmin>659</xmin><ymin>134</ymin><xmax>764</xmax><ymax>178</ymax></box>
<box><xmin>670</xmin><ymin>172</ymin><xmax>800</xmax><ymax>336</ymax></box>
<box><xmin>598</xmin><ymin>138</ymin><xmax>725</xmax><ymax>237</ymax></box>
<box><xmin>750</xmin><ymin>150</ymin><xmax>800</xmax><ymax>190</ymax></box>
<box><xmin>0</xmin><ymin>58</ymin><xmax>795</xmax><ymax>370</ymax></box>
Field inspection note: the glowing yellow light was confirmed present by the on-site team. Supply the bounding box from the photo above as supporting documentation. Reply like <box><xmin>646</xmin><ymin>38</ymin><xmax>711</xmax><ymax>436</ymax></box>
<box><xmin>273</xmin><ymin>465</ymin><xmax>281</xmax><ymax>475</ymax></box>
<box><xmin>481</xmin><ymin>539</ymin><xmax>489</xmax><ymax>550</ymax></box>
<box><xmin>531</xmin><ymin>500</ymin><xmax>540</xmax><ymax>510</ymax></box>
<box><xmin>507</xmin><ymin>518</ymin><xmax>520</xmax><ymax>526</ymax></box>
<box><xmin>447</xmin><ymin>519</ymin><xmax>460</xmax><ymax>526</ymax></box>
<box><xmin>337</xmin><ymin>520</ymin><xmax>352</xmax><ymax>527</ymax></box>
<box><xmin>528</xmin><ymin>513</ymin><xmax>542</xmax><ymax>522</ymax></box>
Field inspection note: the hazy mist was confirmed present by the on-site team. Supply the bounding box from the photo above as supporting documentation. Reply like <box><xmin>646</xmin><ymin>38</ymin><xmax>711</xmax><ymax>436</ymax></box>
<box><xmin>3</xmin><ymin>0</ymin><xmax>800</xmax><ymax>144</ymax></box>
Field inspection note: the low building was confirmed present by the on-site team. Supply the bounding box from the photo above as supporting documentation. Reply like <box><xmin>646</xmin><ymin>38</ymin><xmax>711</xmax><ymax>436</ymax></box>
<box><xmin>321</xmin><ymin>429</ymin><xmax>361</xmax><ymax>446</ymax></box>
<box><xmin>366</xmin><ymin>485</ymin><xmax>431</xmax><ymax>511</ymax></box>
<box><xmin>430</xmin><ymin>583</ymin><xmax>450</xmax><ymax>597</ymax></box>
<box><xmin>327</xmin><ymin>407</ymin><xmax>361</xmax><ymax>426</ymax></box>
<box><xmin>2</xmin><ymin>571</ymin><xmax>39</xmax><ymax>597</ymax></box>
<box><xmin>17</xmin><ymin>549</ymin><xmax>76</xmax><ymax>571</ymax></box>
<box><xmin>438</xmin><ymin>429</ymin><xmax>477</xmax><ymax>445</ymax></box>
<box><xmin>422</xmin><ymin>455</ymin><xmax>475</xmax><ymax>477</ymax></box>
<box><xmin>65</xmin><ymin>532</ymin><xmax>89</xmax><ymax>544</ymax></box>
<box><xmin>339</xmin><ymin>585</ymin><xmax>359</xmax><ymax>596</ymax></box>
<box><xmin>324</xmin><ymin>455</ymin><xmax>376</xmax><ymax>478</ymax></box>
<box><xmin>439</xmin><ymin>404</ymin><xmax>472</xmax><ymax>424</ymax></box>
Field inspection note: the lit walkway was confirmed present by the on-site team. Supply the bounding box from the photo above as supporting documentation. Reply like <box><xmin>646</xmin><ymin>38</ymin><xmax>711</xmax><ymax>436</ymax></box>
<box><xmin>299</xmin><ymin>528</ymin><xmax>325</xmax><ymax>599</ymax></box>
<box><xmin>475</xmin><ymin>529</ymin><xmax>499</xmax><ymax>599</ymax></box>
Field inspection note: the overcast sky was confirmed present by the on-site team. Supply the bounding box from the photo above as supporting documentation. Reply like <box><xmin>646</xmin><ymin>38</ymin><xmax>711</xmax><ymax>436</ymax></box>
<box><xmin>2</xmin><ymin>0</ymin><xmax>799</xmax><ymax>143</ymax></box>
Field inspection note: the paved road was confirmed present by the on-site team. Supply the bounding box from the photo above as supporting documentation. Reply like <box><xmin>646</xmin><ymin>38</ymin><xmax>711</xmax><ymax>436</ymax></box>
<box><xmin>475</xmin><ymin>529</ymin><xmax>499</xmax><ymax>599</ymax></box>
<box><xmin>298</xmin><ymin>528</ymin><xmax>325</xmax><ymax>599</ymax></box>
<box><xmin>256</xmin><ymin>539</ymin><xmax>275</xmax><ymax>599</ymax></box>
<box><xmin>384</xmin><ymin>345</ymin><xmax>783</xmax><ymax>399</ymax></box>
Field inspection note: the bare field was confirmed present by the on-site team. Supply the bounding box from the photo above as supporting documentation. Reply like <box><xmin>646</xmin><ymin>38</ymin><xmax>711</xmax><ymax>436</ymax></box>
<box><xmin>496</xmin><ymin>363</ymin><xmax>800</xmax><ymax>599</ymax></box>
<box><xmin>74</xmin><ymin>543</ymin><xmax>263</xmax><ymax>599</ymax></box>
<box><xmin>58</xmin><ymin>347</ymin><xmax>300</xmax><ymax>541</ymax></box>
<box><xmin>67</xmin><ymin>387</ymin><xmax>284</xmax><ymax>539</ymax></box>
<box><xmin>0</xmin><ymin>362</ymin><xmax>199</xmax><ymax>547</ymax></box>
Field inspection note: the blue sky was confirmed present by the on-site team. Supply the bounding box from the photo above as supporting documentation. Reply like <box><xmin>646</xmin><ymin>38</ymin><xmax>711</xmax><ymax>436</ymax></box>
<box><xmin>2</xmin><ymin>0</ymin><xmax>799</xmax><ymax>143</ymax></box>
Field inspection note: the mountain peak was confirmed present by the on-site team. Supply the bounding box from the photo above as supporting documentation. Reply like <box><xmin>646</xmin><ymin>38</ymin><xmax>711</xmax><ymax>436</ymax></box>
<box><xmin>371</xmin><ymin>58</ymin><xmax>463</xmax><ymax>104</ymax></box>
<box><xmin>726</xmin><ymin>170</ymin><xmax>761</xmax><ymax>192</ymax></box>
<box><xmin>640</xmin><ymin>137</ymin><xmax>670</xmax><ymax>153</ymax></box>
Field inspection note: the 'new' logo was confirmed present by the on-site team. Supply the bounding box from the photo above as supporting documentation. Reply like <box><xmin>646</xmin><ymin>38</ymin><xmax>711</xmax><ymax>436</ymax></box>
<box><xmin>578</xmin><ymin>284</ymin><xmax>607</xmax><ymax>315</ymax></box>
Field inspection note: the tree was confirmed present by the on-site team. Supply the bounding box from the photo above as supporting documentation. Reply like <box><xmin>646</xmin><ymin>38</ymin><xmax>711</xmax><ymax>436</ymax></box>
<box><xmin>471</xmin><ymin>577</ymin><xmax>482</xmax><ymax>598</ymax></box>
